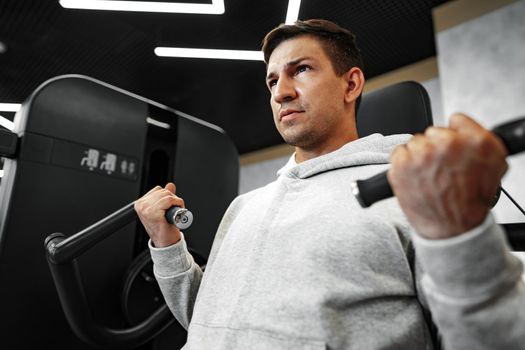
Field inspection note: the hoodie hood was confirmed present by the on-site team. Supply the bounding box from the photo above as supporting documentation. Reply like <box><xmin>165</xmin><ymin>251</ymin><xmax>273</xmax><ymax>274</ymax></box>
<box><xmin>277</xmin><ymin>133</ymin><xmax>412</xmax><ymax>179</ymax></box>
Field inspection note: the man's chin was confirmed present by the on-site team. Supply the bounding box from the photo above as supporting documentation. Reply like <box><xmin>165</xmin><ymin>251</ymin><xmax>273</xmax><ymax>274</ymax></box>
<box><xmin>281</xmin><ymin>130</ymin><xmax>314</xmax><ymax>148</ymax></box>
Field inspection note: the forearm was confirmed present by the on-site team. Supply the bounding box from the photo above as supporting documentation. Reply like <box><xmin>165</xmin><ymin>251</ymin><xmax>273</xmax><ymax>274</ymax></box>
<box><xmin>149</xmin><ymin>234</ymin><xmax>203</xmax><ymax>329</ymax></box>
<box><xmin>413</xmin><ymin>214</ymin><xmax>525</xmax><ymax>349</ymax></box>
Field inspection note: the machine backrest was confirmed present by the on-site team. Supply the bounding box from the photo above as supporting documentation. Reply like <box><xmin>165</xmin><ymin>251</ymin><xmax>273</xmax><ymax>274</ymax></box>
<box><xmin>357</xmin><ymin>80</ymin><xmax>433</xmax><ymax>137</ymax></box>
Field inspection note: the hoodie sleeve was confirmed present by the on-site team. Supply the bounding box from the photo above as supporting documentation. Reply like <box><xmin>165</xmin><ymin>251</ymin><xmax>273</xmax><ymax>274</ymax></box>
<box><xmin>148</xmin><ymin>193</ymin><xmax>252</xmax><ymax>329</ymax></box>
<box><xmin>413</xmin><ymin>213</ymin><xmax>525</xmax><ymax>350</ymax></box>
<box><xmin>149</xmin><ymin>234</ymin><xmax>203</xmax><ymax>330</ymax></box>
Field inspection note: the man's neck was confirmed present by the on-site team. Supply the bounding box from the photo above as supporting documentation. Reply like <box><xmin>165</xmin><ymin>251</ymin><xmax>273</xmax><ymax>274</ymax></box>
<box><xmin>294</xmin><ymin>134</ymin><xmax>358</xmax><ymax>163</ymax></box>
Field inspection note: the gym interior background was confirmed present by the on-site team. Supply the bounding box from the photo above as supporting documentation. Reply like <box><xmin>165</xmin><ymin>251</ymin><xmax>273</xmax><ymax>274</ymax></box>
<box><xmin>1</xmin><ymin>0</ymin><xmax>523</xmax><ymax>218</ymax></box>
<box><xmin>0</xmin><ymin>0</ymin><xmax>524</xmax><ymax>348</ymax></box>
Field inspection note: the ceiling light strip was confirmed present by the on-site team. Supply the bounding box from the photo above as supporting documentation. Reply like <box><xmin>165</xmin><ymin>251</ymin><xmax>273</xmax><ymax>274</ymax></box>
<box><xmin>154</xmin><ymin>0</ymin><xmax>301</xmax><ymax>61</ymax></box>
<box><xmin>155</xmin><ymin>47</ymin><xmax>263</xmax><ymax>61</ymax></box>
<box><xmin>285</xmin><ymin>0</ymin><xmax>301</xmax><ymax>24</ymax></box>
<box><xmin>0</xmin><ymin>103</ymin><xmax>21</xmax><ymax>112</ymax></box>
<box><xmin>59</xmin><ymin>0</ymin><xmax>225</xmax><ymax>14</ymax></box>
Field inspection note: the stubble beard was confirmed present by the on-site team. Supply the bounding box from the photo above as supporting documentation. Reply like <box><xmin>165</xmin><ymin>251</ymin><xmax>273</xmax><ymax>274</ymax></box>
<box><xmin>279</xmin><ymin>117</ymin><xmax>327</xmax><ymax>150</ymax></box>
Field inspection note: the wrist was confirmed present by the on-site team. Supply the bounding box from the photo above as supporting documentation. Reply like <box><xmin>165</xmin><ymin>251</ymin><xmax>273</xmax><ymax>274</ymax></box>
<box><xmin>414</xmin><ymin>209</ymin><xmax>488</xmax><ymax>240</ymax></box>
<box><xmin>152</xmin><ymin>231</ymin><xmax>181</xmax><ymax>248</ymax></box>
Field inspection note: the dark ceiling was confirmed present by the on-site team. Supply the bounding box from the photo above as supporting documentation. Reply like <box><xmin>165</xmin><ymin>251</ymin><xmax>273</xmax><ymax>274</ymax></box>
<box><xmin>0</xmin><ymin>0</ymin><xmax>449</xmax><ymax>155</ymax></box>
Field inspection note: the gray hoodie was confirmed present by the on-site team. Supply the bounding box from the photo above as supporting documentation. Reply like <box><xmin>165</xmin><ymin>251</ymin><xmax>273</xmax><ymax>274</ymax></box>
<box><xmin>150</xmin><ymin>133</ymin><xmax>524</xmax><ymax>350</ymax></box>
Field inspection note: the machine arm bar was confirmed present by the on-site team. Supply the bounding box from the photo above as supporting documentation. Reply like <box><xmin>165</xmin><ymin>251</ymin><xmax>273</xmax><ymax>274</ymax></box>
<box><xmin>44</xmin><ymin>202</ymin><xmax>175</xmax><ymax>349</ymax></box>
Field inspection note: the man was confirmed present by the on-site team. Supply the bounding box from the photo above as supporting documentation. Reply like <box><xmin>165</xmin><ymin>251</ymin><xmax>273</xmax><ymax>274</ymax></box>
<box><xmin>135</xmin><ymin>19</ymin><xmax>524</xmax><ymax>349</ymax></box>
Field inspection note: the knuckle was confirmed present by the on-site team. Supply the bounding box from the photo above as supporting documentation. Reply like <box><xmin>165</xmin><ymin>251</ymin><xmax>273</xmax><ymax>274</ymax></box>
<box><xmin>410</xmin><ymin>133</ymin><xmax>424</xmax><ymax>144</ymax></box>
<box><xmin>440</xmin><ymin>133</ymin><xmax>458</xmax><ymax>153</ymax></box>
<box><xmin>424</xmin><ymin>126</ymin><xmax>438</xmax><ymax>135</ymax></box>
<box><xmin>386</xmin><ymin>168</ymin><xmax>399</xmax><ymax>186</ymax></box>
<box><xmin>480</xmin><ymin>131</ymin><xmax>497</xmax><ymax>149</ymax></box>
<box><xmin>389</xmin><ymin>145</ymin><xmax>405</xmax><ymax>165</ymax></box>
<box><xmin>409</xmin><ymin>137</ymin><xmax>435</xmax><ymax>166</ymax></box>
<box><xmin>134</xmin><ymin>200</ymin><xmax>145</xmax><ymax>212</ymax></box>
<box><xmin>172</xmin><ymin>195</ymin><xmax>184</xmax><ymax>205</ymax></box>
<box><xmin>420</xmin><ymin>143</ymin><xmax>435</xmax><ymax>163</ymax></box>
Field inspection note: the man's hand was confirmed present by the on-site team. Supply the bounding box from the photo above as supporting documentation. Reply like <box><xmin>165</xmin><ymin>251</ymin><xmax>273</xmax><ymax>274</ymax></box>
<box><xmin>388</xmin><ymin>113</ymin><xmax>508</xmax><ymax>239</ymax></box>
<box><xmin>134</xmin><ymin>182</ymin><xmax>185</xmax><ymax>247</ymax></box>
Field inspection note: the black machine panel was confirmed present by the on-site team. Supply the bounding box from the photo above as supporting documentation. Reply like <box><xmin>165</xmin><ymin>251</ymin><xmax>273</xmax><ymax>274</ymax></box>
<box><xmin>0</xmin><ymin>75</ymin><xmax>239</xmax><ymax>349</ymax></box>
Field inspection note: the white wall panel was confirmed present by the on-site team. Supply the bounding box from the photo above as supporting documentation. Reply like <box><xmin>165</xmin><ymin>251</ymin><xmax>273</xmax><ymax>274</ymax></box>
<box><xmin>437</xmin><ymin>1</ymin><xmax>525</xmax><ymax>223</ymax></box>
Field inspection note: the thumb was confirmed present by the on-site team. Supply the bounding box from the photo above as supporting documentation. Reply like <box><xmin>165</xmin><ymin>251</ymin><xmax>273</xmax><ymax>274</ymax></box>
<box><xmin>449</xmin><ymin>113</ymin><xmax>485</xmax><ymax>133</ymax></box>
<box><xmin>165</xmin><ymin>182</ymin><xmax>176</xmax><ymax>194</ymax></box>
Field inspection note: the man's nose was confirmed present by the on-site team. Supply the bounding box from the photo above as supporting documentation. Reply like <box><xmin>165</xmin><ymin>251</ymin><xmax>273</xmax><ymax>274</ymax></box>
<box><xmin>273</xmin><ymin>77</ymin><xmax>296</xmax><ymax>104</ymax></box>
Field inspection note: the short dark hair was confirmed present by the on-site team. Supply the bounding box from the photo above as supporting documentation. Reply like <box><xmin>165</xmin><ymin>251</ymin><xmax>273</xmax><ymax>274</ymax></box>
<box><xmin>261</xmin><ymin>19</ymin><xmax>364</xmax><ymax>112</ymax></box>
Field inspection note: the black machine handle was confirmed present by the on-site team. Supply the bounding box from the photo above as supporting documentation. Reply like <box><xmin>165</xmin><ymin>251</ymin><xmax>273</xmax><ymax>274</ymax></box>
<box><xmin>44</xmin><ymin>202</ymin><xmax>193</xmax><ymax>349</ymax></box>
<box><xmin>352</xmin><ymin>117</ymin><xmax>525</xmax><ymax>208</ymax></box>
<box><xmin>351</xmin><ymin>117</ymin><xmax>525</xmax><ymax>251</ymax></box>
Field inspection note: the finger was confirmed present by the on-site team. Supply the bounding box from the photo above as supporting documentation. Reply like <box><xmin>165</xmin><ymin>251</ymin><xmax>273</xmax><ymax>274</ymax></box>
<box><xmin>156</xmin><ymin>195</ymin><xmax>185</xmax><ymax>211</ymax></box>
<box><xmin>424</xmin><ymin>126</ymin><xmax>458</xmax><ymax>152</ymax></box>
<box><xmin>139</xmin><ymin>188</ymin><xmax>178</xmax><ymax>207</ymax></box>
<box><xmin>387</xmin><ymin>145</ymin><xmax>410</xmax><ymax>190</ymax></box>
<box><xmin>424</xmin><ymin>126</ymin><xmax>451</xmax><ymax>138</ymax></box>
<box><xmin>450</xmin><ymin>114</ymin><xmax>508</xmax><ymax>157</ymax></box>
<box><xmin>165</xmin><ymin>182</ymin><xmax>176</xmax><ymax>194</ymax></box>
<box><xmin>405</xmin><ymin>133</ymin><xmax>433</xmax><ymax>157</ymax></box>
<box><xmin>389</xmin><ymin>144</ymin><xmax>410</xmax><ymax>173</ymax></box>
<box><xmin>406</xmin><ymin>133</ymin><xmax>425</xmax><ymax>148</ymax></box>
<box><xmin>144</xmin><ymin>185</ymin><xmax>163</xmax><ymax>196</ymax></box>
<box><xmin>135</xmin><ymin>186</ymin><xmax>164</xmax><ymax>208</ymax></box>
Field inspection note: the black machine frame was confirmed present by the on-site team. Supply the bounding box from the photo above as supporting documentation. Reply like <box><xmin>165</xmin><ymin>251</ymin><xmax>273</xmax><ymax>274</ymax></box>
<box><xmin>0</xmin><ymin>75</ymin><xmax>239</xmax><ymax>349</ymax></box>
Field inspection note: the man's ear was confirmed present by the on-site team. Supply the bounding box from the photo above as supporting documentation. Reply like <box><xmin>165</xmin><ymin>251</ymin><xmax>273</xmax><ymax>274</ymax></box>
<box><xmin>343</xmin><ymin>67</ymin><xmax>365</xmax><ymax>104</ymax></box>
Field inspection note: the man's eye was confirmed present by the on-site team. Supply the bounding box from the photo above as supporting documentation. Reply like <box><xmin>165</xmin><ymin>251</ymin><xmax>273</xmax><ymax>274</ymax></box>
<box><xmin>296</xmin><ymin>65</ymin><xmax>310</xmax><ymax>74</ymax></box>
<box><xmin>268</xmin><ymin>80</ymin><xmax>277</xmax><ymax>88</ymax></box>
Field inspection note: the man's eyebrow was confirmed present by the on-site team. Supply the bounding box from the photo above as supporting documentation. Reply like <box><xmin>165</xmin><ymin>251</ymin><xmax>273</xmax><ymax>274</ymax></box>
<box><xmin>266</xmin><ymin>56</ymin><xmax>313</xmax><ymax>81</ymax></box>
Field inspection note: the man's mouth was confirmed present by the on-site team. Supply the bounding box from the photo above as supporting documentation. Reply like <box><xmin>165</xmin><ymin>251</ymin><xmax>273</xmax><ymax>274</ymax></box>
<box><xmin>279</xmin><ymin>108</ymin><xmax>303</xmax><ymax>121</ymax></box>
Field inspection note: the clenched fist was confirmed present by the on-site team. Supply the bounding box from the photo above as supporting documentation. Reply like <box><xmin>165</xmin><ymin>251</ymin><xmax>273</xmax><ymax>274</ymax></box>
<box><xmin>134</xmin><ymin>182</ymin><xmax>186</xmax><ymax>247</ymax></box>
<box><xmin>388</xmin><ymin>113</ymin><xmax>508</xmax><ymax>239</ymax></box>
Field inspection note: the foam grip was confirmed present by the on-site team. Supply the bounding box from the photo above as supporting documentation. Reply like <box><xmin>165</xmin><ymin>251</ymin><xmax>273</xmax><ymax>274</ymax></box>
<box><xmin>492</xmin><ymin>117</ymin><xmax>525</xmax><ymax>156</ymax></box>
<box><xmin>351</xmin><ymin>171</ymin><xmax>392</xmax><ymax>208</ymax></box>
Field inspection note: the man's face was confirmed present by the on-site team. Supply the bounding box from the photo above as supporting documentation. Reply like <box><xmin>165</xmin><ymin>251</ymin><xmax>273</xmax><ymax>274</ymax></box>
<box><xmin>266</xmin><ymin>35</ymin><xmax>354</xmax><ymax>153</ymax></box>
